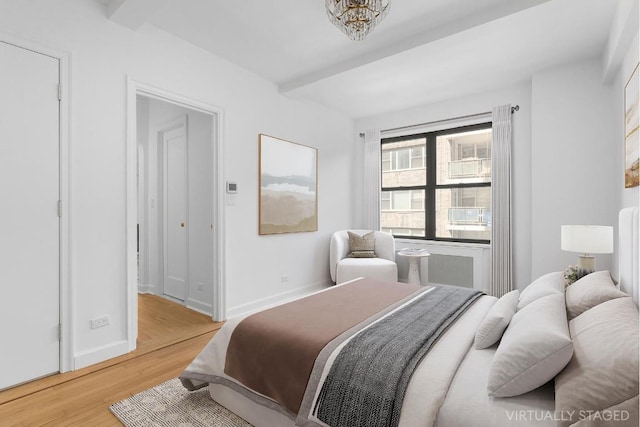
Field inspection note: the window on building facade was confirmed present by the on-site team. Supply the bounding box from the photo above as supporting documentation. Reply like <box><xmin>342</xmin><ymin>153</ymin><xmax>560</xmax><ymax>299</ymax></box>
<box><xmin>380</xmin><ymin>123</ymin><xmax>492</xmax><ymax>243</ymax></box>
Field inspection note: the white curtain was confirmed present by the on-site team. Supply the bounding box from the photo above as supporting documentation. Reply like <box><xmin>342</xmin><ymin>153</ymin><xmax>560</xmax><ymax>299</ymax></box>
<box><xmin>490</xmin><ymin>105</ymin><xmax>513</xmax><ymax>297</ymax></box>
<box><xmin>363</xmin><ymin>129</ymin><xmax>382</xmax><ymax>231</ymax></box>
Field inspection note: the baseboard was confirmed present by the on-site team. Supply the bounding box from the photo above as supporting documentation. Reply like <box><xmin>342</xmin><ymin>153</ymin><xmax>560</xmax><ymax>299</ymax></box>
<box><xmin>73</xmin><ymin>339</ymin><xmax>129</xmax><ymax>370</ymax></box>
<box><xmin>226</xmin><ymin>280</ymin><xmax>330</xmax><ymax>318</ymax></box>
<box><xmin>137</xmin><ymin>283</ymin><xmax>157</xmax><ymax>294</ymax></box>
<box><xmin>186</xmin><ymin>298</ymin><xmax>213</xmax><ymax>316</ymax></box>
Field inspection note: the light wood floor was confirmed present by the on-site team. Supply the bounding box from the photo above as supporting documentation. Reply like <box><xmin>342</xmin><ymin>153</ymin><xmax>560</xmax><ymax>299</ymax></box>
<box><xmin>0</xmin><ymin>294</ymin><xmax>223</xmax><ymax>426</ymax></box>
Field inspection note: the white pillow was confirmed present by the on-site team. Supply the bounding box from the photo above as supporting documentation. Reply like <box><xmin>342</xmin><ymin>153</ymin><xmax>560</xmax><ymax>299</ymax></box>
<box><xmin>555</xmin><ymin>297</ymin><xmax>639</xmax><ymax>427</ymax></box>
<box><xmin>565</xmin><ymin>270</ymin><xmax>627</xmax><ymax>320</ymax></box>
<box><xmin>474</xmin><ymin>290</ymin><xmax>519</xmax><ymax>349</ymax></box>
<box><xmin>488</xmin><ymin>293</ymin><xmax>573</xmax><ymax>397</ymax></box>
<box><xmin>517</xmin><ymin>272</ymin><xmax>564</xmax><ymax>310</ymax></box>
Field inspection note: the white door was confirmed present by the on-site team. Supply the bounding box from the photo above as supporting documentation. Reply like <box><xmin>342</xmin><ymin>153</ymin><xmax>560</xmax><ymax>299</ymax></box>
<box><xmin>0</xmin><ymin>41</ymin><xmax>60</xmax><ymax>389</ymax></box>
<box><xmin>162</xmin><ymin>120</ymin><xmax>188</xmax><ymax>301</ymax></box>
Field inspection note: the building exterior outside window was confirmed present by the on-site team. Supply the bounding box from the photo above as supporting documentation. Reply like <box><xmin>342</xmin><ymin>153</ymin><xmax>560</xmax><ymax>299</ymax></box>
<box><xmin>381</xmin><ymin>123</ymin><xmax>492</xmax><ymax>243</ymax></box>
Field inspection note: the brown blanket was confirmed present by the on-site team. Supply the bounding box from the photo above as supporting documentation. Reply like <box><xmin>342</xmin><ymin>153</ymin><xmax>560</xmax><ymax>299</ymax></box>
<box><xmin>224</xmin><ymin>278</ymin><xmax>425</xmax><ymax>414</ymax></box>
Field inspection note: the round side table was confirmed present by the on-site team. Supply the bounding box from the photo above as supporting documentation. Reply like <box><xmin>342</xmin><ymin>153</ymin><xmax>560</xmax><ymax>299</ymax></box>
<box><xmin>397</xmin><ymin>248</ymin><xmax>430</xmax><ymax>285</ymax></box>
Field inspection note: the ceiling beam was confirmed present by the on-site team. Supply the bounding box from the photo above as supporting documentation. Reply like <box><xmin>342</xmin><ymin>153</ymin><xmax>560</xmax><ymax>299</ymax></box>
<box><xmin>279</xmin><ymin>0</ymin><xmax>552</xmax><ymax>94</ymax></box>
<box><xmin>106</xmin><ymin>0</ymin><xmax>169</xmax><ymax>31</ymax></box>
<box><xmin>602</xmin><ymin>0</ymin><xmax>638</xmax><ymax>84</ymax></box>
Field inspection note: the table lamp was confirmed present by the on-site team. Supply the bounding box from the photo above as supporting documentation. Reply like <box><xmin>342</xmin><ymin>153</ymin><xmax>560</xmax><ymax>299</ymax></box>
<box><xmin>561</xmin><ymin>225</ymin><xmax>613</xmax><ymax>276</ymax></box>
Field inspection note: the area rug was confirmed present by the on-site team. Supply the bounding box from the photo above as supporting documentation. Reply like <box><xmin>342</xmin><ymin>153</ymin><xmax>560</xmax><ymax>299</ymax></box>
<box><xmin>110</xmin><ymin>378</ymin><xmax>252</xmax><ymax>426</ymax></box>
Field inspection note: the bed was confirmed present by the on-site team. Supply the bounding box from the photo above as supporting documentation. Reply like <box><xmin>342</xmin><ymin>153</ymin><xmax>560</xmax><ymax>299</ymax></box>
<box><xmin>180</xmin><ymin>208</ymin><xmax>639</xmax><ymax>427</ymax></box>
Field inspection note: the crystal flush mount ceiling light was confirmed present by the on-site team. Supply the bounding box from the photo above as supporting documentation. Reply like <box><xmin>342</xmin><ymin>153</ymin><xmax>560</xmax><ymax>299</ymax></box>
<box><xmin>325</xmin><ymin>0</ymin><xmax>390</xmax><ymax>41</ymax></box>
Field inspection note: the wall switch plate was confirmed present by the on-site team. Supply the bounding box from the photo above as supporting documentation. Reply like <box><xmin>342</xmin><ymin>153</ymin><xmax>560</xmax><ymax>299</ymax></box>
<box><xmin>90</xmin><ymin>316</ymin><xmax>110</xmax><ymax>329</ymax></box>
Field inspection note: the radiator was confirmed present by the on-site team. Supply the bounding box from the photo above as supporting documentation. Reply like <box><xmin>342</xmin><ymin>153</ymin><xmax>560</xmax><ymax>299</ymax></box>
<box><xmin>395</xmin><ymin>241</ymin><xmax>489</xmax><ymax>292</ymax></box>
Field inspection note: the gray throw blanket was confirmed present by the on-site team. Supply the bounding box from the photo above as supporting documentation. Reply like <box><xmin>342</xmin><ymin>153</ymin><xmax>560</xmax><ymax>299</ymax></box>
<box><xmin>313</xmin><ymin>286</ymin><xmax>482</xmax><ymax>427</ymax></box>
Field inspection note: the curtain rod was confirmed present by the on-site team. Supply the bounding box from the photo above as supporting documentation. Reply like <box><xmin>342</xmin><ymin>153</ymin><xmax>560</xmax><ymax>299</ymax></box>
<box><xmin>358</xmin><ymin>105</ymin><xmax>519</xmax><ymax>138</ymax></box>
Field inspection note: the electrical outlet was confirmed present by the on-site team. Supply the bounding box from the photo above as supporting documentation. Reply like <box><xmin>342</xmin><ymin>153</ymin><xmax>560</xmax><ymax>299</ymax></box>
<box><xmin>281</xmin><ymin>275</ymin><xmax>288</xmax><ymax>283</ymax></box>
<box><xmin>90</xmin><ymin>316</ymin><xmax>110</xmax><ymax>329</ymax></box>
<box><xmin>197</xmin><ymin>282</ymin><xmax>204</xmax><ymax>291</ymax></box>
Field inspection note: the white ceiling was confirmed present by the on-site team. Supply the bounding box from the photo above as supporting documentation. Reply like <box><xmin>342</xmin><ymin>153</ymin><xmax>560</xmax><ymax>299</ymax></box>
<box><xmin>104</xmin><ymin>0</ymin><xmax>620</xmax><ymax>118</ymax></box>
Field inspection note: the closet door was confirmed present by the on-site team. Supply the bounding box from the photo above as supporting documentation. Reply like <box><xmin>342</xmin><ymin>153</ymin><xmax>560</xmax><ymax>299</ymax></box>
<box><xmin>162</xmin><ymin>120</ymin><xmax>188</xmax><ymax>301</ymax></box>
<box><xmin>0</xmin><ymin>41</ymin><xmax>60</xmax><ymax>389</ymax></box>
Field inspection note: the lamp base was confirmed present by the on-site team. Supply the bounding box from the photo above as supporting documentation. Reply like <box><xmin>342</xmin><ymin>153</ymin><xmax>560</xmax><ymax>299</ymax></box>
<box><xmin>577</xmin><ymin>255</ymin><xmax>595</xmax><ymax>278</ymax></box>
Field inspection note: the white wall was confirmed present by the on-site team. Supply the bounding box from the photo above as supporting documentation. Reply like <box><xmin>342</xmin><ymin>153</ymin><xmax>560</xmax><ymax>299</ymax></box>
<box><xmin>136</xmin><ymin>98</ymin><xmax>150</xmax><ymax>287</ymax></box>
<box><xmin>0</xmin><ymin>0</ymin><xmax>354</xmax><ymax>369</ymax></box>
<box><xmin>185</xmin><ymin>107</ymin><xmax>215</xmax><ymax>314</ymax></box>
<box><xmin>531</xmin><ymin>58</ymin><xmax>617</xmax><ymax>279</ymax></box>
<box><xmin>355</xmin><ymin>83</ymin><xmax>533</xmax><ymax>290</ymax></box>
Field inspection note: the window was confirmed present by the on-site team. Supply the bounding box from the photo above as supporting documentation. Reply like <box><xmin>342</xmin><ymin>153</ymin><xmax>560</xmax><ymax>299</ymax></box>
<box><xmin>380</xmin><ymin>123</ymin><xmax>492</xmax><ymax>243</ymax></box>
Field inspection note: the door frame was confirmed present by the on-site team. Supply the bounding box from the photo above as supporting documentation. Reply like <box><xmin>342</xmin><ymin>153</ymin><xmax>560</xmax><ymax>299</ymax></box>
<box><xmin>0</xmin><ymin>33</ymin><xmax>72</xmax><ymax>373</ymax></box>
<box><xmin>126</xmin><ymin>78</ymin><xmax>226</xmax><ymax>351</ymax></box>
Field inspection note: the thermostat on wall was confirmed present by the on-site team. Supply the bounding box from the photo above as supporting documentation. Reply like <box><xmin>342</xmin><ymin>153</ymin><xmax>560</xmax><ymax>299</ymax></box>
<box><xmin>226</xmin><ymin>181</ymin><xmax>237</xmax><ymax>193</ymax></box>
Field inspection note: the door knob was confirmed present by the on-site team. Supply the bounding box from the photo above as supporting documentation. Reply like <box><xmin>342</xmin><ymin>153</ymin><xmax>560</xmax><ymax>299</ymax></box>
<box><xmin>180</xmin><ymin>222</ymin><xmax>185</xmax><ymax>228</ymax></box>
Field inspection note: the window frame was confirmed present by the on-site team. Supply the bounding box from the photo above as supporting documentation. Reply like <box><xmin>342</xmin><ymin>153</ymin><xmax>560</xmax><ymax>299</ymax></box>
<box><xmin>381</xmin><ymin>122</ymin><xmax>492</xmax><ymax>244</ymax></box>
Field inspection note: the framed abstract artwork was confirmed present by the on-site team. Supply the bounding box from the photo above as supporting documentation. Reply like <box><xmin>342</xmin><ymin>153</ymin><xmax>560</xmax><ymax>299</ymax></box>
<box><xmin>259</xmin><ymin>134</ymin><xmax>318</xmax><ymax>235</ymax></box>
<box><xmin>625</xmin><ymin>63</ymin><xmax>639</xmax><ymax>188</ymax></box>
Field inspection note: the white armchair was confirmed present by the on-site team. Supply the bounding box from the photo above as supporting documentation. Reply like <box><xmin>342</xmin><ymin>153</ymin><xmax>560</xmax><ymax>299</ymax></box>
<box><xmin>329</xmin><ymin>230</ymin><xmax>398</xmax><ymax>284</ymax></box>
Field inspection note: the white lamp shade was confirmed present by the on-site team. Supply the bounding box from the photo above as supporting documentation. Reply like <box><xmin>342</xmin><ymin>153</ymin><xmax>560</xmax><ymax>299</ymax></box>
<box><xmin>561</xmin><ymin>225</ymin><xmax>614</xmax><ymax>254</ymax></box>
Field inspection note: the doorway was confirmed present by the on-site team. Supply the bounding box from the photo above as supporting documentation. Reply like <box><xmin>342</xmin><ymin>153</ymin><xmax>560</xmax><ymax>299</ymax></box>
<box><xmin>127</xmin><ymin>80</ymin><xmax>226</xmax><ymax>352</ymax></box>
<box><xmin>137</xmin><ymin>97</ymin><xmax>213</xmax><ymax>309</ymax></box>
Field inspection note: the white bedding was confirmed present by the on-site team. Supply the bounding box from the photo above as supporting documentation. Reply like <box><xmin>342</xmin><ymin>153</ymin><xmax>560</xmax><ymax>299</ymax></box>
<box><xmin>394</xmin><ymin>295</ymin><xmax>494</xmax><ymax>427</ymax></box>
<box><xmin>435</xmin><ymin>345</ymin><xmax>555</xmax><ymax>427</ymax></box>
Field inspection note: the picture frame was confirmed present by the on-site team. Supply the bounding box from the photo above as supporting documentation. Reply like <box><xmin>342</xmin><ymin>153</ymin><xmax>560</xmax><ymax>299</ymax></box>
<box><xmin>259</xmin><ymin>134</ymin><xmax>318</xmax><ymax>235</ymax></box>
<box><xmin>624</xmin><ymin>63</ymin><xmax>639</xmax><ymax>188</ymax></box>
